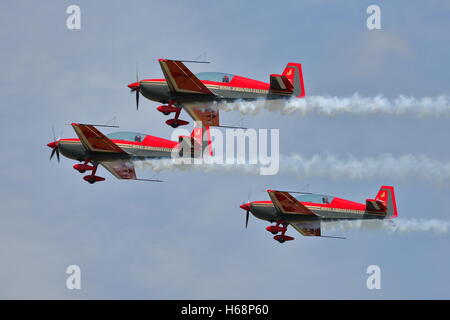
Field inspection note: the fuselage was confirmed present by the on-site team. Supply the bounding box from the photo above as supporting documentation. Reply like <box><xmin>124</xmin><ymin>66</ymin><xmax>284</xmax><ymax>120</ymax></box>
<box><xmin>56</xmin><ymin>133</ymin><xmax>178</xmax><ymax>162</ymax></box>
<box><xmin>137</xmin><ymin>74</ymin><xmax>294</xmax><ymax>104</ymax></box>
<box><xmin>248</xmin><ymin>196</ymin><xmax>388</xmax><ymax>224</ymax></box>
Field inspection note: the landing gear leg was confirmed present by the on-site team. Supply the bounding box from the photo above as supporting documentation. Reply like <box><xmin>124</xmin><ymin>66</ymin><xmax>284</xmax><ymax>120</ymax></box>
<box><xmin>83</xmin><ymin>163</ymin><xmax>105</xmax><ymax>184</ymax></box>
<box><xmin>164</xmin><ymin>100</ymin><xmax>189</xmax><ymax>128</ymax></box>
<box><xmin>269</xmin><ymin>221</ymin><xmax>294</xmax><ymax>243</ymax></box>
<box><xmin>171</xmin><ymin>108</ymin><xmax>182</xmax><ymax>128</ymax></box>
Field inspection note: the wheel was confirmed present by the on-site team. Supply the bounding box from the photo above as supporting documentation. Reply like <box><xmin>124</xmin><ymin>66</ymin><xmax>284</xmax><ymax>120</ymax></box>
<box><xmin>170</xmin><ymin>122</ymin><xmax>179</xmax><ymax>128</ymax></box>
<box><xmin>277</xmin><ymin>238</ymin><xmax>285</xmax><ymax>243</ymax></box>
<box><xmin>78</xmin><ymin>170</ymin><xmax>86</xmax><ymax>173</ymax></box>
<box><xmin>88</xmin><ymin>179</ymin><xmax>96</xmax><ymax>184</ymax></box>
<box><xmin>163</xmin><ymin>112</ymin><xmax>170</xmax><ymax>116</ymax></box>
<box><xmin>271</xmin><ymin>231</ymin><xmax>278</xmax><ymax>235</ymax></box>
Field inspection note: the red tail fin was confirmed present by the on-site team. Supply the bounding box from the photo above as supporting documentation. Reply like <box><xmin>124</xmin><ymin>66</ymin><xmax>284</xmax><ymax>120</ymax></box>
<box><xmin>189</xmin><ymin>125</ymin><xmax>213</xmax><ymax>156</ymax></box>
<box><xmin>281</xmin><ymin>63</ymin><xmax>306</xmax><ymax>98</ymax></box>
<box><xmin>376</xmin><ymin>186</ymin><xmax>398</xmax><ymax>218</ymax></box>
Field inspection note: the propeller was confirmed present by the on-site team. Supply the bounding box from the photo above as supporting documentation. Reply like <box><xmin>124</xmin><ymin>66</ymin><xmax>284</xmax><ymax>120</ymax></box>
<box><xmin>128</xmin><ymin>65</ymin><xmax>140</xmax><ymax>110</ymax></box>
<box><xmin>240</xmin><ymin>192</ymin><xmax>251</xmax><ymax>228</ymax></box>
<box><xmin>47</xmin><ymin>127</ymin><xmax>60</xmax><ymax>162</ymax></box>
<box><xmin>135</xmin><ymin>70</ymin><xmax>139</xmax><ymax>110</ymax></box>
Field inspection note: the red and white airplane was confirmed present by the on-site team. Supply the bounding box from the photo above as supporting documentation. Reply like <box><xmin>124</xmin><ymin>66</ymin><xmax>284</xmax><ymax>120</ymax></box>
<box><xmin>47</xmin><ymin>123</ymin><xmax>208</xmax><ymax>184</ymax></box>
<box><xmin>240</xmin><ymin>186</ymin><xmax>398</xmax><ymax>243</ymax></box>
<box><xmin>128</xmin><ymin>59</ymin><xmax>306</xmax><ymax>128</ymax></box>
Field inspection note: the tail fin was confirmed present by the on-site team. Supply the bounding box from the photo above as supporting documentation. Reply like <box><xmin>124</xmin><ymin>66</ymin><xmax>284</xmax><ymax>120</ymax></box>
<box><xmin>199</xmin><ymin>125</ymin><xmax>213</xmax><ymax>156</ymax></box>
<box><xmin>178</xmin><ymin>125</ymin><xmax>213</xmax><ymax>158</ymax></box>
<box><xmin>366</xmin><ymin>186</ymin><xmax>398</xmax><ymax>219</ymax></box>
<box><xmin>282</xmin><ymin>63</ymin><xmax>306</xmax><ymax>98</ymax></box>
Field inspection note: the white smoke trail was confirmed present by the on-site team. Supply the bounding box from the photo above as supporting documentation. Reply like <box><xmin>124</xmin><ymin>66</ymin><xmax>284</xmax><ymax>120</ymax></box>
<box><xmin>280</xmin><ymin>153</ymin><xmax>450</xmax><ymax>182</ymax></box>
<box><xmin>135</xmin><ymin>158</ymin><xmax>261</xmax><ymax>175</ymax></box>
<box><xmin>322</xmin><ymin>219</ymin><xmax>450</xmax><ymax>235</ymax></box>
<box><xmin>213</xmin><ymin>94</ymin><xmax>450</xmax><ymax>117</ymax></box>
<box><xmin>136</xmin><ymin>153</ymin><xmax>450</xmax><ymax>182</ymax></box>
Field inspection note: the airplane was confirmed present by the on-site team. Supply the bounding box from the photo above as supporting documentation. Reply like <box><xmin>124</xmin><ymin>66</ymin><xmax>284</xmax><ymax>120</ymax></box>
<box><xmin>239</xmin><ymin>186</ymin><xmax>398</xmax><ymax>243</ymax></box>
<box><xmin>47</xmin><ymin>123</ymin><xmax>209</xmax><ymax>184</ymax></box>
<box><xmin>127</xmin><ymin>59</ymin><xmax>306</xmax><ymax>128</ymax></box>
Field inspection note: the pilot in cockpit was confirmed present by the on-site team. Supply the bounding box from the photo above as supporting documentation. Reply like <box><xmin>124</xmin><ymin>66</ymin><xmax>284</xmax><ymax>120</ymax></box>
<box><xmin>222</xmin><ymin>75</ymin><xmax>230</xmax><ymax>83</ymax></box>
<box><xmin>135</xmin><ymin>135</ymin><xmax>142</xmax><ymax>142</ymax></box>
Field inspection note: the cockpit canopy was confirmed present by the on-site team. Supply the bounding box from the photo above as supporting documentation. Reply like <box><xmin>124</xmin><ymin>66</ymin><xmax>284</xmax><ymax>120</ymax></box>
<box><xmin>294</xmin><ymin>193</ymin><xmax>334</xmax><ymax>205</ymax></box>
<box><xmin>106</xmin><ymin>131</ymin><xmax>147</xmax><ymax>142</ymax></box>
<box><xmin>195</xmin><ymin>72</ymin><xmax>235</xmax><ymax>83</ymax></box>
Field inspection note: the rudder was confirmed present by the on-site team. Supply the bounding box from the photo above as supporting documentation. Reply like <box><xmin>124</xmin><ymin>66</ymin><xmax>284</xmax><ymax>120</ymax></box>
<box><xmin>282</xmin><ymin>63</ymin><xmax>306</xmax><ymax>98</ymax></box>
<box><xmin>375</xmin><ymin>186</ymin><xmax>398</xmax><ymax>219</ymax></box>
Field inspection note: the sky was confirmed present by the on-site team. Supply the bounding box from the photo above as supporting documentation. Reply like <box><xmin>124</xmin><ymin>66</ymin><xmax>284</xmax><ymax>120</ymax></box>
<box><xmin>0</xmin><ymin>0</ymin><xmax>449</xmax><ymax>299</ymax></box>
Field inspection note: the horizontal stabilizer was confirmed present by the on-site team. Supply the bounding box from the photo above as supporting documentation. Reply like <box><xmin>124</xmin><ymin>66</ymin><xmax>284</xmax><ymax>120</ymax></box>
<box><xmin>178</xmin><ymin>135</ymin><xmax>203</xmax><ymax>158</ymax></box>
<box><xmin>270</xmin><ymin>74</ymin><xmax>294</xmax><ymax>91</ymax></box>
<box><xmin>365</xmin><ymin>199</ymin><xmax>387</xmax><ymax>212</ymax></box>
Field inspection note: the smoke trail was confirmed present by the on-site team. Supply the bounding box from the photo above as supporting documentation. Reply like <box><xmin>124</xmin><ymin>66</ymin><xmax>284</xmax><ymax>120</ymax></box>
<box><xmin>136</xmin><ymin>153</ymin><xmax>450</xmax><ymax>182</ymax></box>
<box><xmin>322</xmin><ymin>219</ymin><xmax>450</xmax><ymax>235</ymax></box>
<box><xmin>135</xmin><ymin>158</ymin><xmax>261</xmax><ymax>175</ymax></box>
<box><xmin>213</xmin><ymin>94</ymin><xmax>450</xmax><ymax>117</ymax></box>
<box><xmin>280</xmin><ymin>153</ymin><xmax>450</xmax><ymax>182</ymax></box>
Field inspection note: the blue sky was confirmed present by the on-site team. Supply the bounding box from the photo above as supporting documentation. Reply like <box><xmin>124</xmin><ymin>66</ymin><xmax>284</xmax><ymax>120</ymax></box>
<box><xmin>0</xmin><ymin>0</ymin><xmax>449</xmax><ymax>299</ymax></box>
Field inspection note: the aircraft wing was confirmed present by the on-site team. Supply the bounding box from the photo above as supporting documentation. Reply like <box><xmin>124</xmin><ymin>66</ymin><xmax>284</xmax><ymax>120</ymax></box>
<box><xmin>290</xmin><ymin>221</ymin><xmax>321</xmax><ymax>237</ymax></box>
<box><xmin>100</xmin><ymin>160</ymin><xmax>162</xmax><ymax>182</ymax></box>
<box><xmin>158</xmin><ymin>59</ymin><xmax>220</xmax><ymax>126</ymax></box>
<box><xmin>180</xmin><ymin>102</ymin><xmax>220</xmax><ymax>127</ymax></box>
<box><xmin>100</xmin><ymin>160</ymin><xmax>137</xmax><ymax>180</ymax></box>
<box><xmin>71</xmin><ymin>123</ymin><xmax>126</xmax><ymax>154</ymax></box>
<box><xmin>158</xmin><ymin>59</ymin><xmax>215</xmax><ymax>95</ymax></box>
<box><xmin>267</xmin><ymin>190</ymin><xmax>316</xmax><ymax>215</ymax></box>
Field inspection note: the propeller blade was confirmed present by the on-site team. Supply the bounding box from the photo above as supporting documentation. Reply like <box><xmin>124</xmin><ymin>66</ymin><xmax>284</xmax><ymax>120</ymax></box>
<box><xmin>136</xmin><ymin>89</ymin><xmax>139</xmax><ymax>110</ymax></box>
<box><xmin>50</xmin><ymin>148</ymin><xmax>56</xmax><ymax>160</ymax></box>
<box><xmin>56</xmin><ymin>148</ymin><xmax>60</xmax><ymax>162</ymax></box>
<box><xmin>135</xmin><ymin>64</ymin><xmax>140</xmax><ymax>110</ymax></box>
<box><xmin>245</xmin><ymin>210</ymin><xmax>249</xmax><ymax>228</ymax></box>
